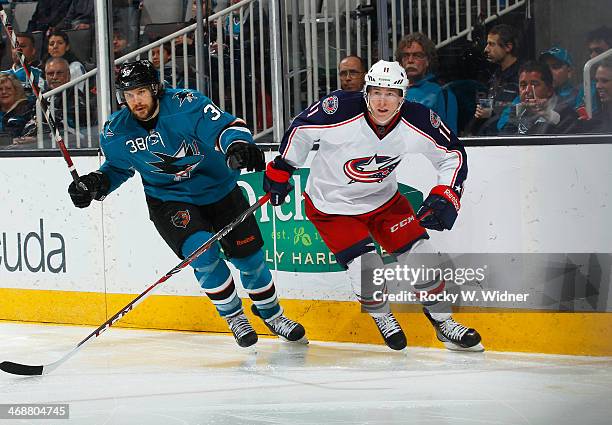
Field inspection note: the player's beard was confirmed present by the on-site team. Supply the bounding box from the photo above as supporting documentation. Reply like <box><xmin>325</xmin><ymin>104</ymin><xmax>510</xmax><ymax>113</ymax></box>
<box><xmin>130</xmin><ymin>101</ymin><xmax>159</xmax><ymax>121</ymax></box>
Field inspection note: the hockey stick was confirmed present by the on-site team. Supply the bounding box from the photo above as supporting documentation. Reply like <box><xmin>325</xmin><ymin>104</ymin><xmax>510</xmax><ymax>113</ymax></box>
<box><xmin>0</xmin><ymin>11</ymin><xmax>82</xmax><ymax>185</ymax></box>
<box><xmin>0</xmin><ymin>194</ymin><xmax>271</xmax><ymax>376</ymax></box>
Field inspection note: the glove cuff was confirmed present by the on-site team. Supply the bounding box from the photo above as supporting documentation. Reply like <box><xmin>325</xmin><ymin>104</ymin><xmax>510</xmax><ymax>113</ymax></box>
<box><xmin>265</xmin><ymin>161</ymin><xmax>291</xmax><ymax>183</ymax></box>
<box><xmin>90</xmin><ymin>171</ymin><xmax>110</xmax><ymax>201</ymax></box>
<box><xmin>272</xmin><ymin>156</ymin><xmax>296</xmax><ymax>173</ymax></box>
<box><xmin>430</xmin><ymin>185</ymin><xmax>461</xmax><ymax>211</ymax></box>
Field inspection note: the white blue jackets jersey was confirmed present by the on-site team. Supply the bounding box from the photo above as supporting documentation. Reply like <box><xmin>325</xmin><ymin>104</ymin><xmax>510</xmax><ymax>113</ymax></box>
<box><xmin>99</xmin><ymin>88</ymin><xmax>253</xmax><ymax>204</ymax></box>
<box><xmin>279</xmin><ymin>90</ymin><xmax>467</xmax><ymax>215</ymax></box>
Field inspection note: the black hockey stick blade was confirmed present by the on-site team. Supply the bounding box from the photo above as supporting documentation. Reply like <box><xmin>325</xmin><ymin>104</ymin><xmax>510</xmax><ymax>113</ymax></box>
<box><xmin>0</xmin><ymin>361</ymin><xmax>43</xmax><ymax>376</ymax></box>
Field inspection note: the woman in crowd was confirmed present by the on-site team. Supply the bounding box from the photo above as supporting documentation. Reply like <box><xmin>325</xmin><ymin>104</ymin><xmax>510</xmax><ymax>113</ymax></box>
<box><xmin>44</xmin><ymin>30</ymin><xmax>87</xmax><ymax>87</ymax></box>
<box><xmin>0</xmin><ymin>74</ymin><xmax>36</xmax><ymax>145</ymax></box>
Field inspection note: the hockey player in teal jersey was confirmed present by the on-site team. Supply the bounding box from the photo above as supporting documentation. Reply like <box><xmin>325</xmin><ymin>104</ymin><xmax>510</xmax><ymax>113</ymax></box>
<box><xmin>67</xmin><ymin>60</ymin><xmax>306</xmax><ymax>348</ymax></box>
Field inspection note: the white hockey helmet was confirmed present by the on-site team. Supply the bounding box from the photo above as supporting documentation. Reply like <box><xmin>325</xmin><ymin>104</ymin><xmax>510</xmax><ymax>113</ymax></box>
<box><xmin>363</xmin><ymin>60</ymin><xmax>408</xmax><ymax>98</ymax></box>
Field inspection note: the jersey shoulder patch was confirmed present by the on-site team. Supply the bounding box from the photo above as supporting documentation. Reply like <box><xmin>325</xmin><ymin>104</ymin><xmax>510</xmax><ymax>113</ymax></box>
<box><xmin>401</xmin><ymin>101</ymin><xmax>435</xmax><ymax>128</ymax></box>
<box><xmin>296</xmin><ymin>90</ymin><xmax>364</xmax><ymax>126</ymax></box>
<box><xmin>401</xmin><ymin>101</ymin><xmax>453</xmax><ymax>142</ymax></box>
<box><xmin>321</xmin><ymin>94</ymin><xmax>339</xmax><ymax>114</ymax></box>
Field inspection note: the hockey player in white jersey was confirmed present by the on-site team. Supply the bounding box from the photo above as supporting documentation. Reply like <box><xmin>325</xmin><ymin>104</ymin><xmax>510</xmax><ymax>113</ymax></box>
<box><xmin>263</xmin><ymin>60</ymin><xmax>483</xmax><ymax>352</ymax></box>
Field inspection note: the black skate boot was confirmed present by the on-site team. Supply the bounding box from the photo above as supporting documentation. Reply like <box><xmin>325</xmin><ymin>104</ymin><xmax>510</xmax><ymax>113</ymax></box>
<box><xmin>371</xmin><ymin>313</ymin><xmax>407</xmax><ymax>351</ymax></box>
<box><xmin>423</xmin><ymin>308</ymin><xmax>484</xmax><ymax>352</ymax></box>
<box><xmin>225</xmin><ymin>312</ymin><xmax>258</xmax><ymax>348</ymax></box>
<box><xmin>251</xmin><ymin>304</ymin><xmax>308</xmax><ymax>343</ymax></box>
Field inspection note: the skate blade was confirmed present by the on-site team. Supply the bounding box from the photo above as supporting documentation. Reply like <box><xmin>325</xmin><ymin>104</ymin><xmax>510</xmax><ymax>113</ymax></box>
<box><xmin>239</xmin><ymin>345</ymin><xmax>258</xmax><ymax>354</ymax></box>
<box><xmin>279</xmin><ymin>335</ymin><xmax>309</xmax><ymax>345</ymax></box>
<box><xmin>443</xmin><ymin>341</ymin><xmax>485</xmax><ymax>352</ymax></box>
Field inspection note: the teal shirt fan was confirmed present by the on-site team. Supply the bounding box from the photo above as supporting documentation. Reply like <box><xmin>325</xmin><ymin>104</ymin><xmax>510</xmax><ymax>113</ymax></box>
<box><xmin>99</xmin><ymin>88</ymin><xmax>248</xmax><ymax>205</ymax></box>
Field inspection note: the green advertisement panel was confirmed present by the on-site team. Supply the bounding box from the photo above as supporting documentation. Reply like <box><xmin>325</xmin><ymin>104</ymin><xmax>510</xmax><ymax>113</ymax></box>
<box><xmin>238</xmin><ymin>169</ymin><xmax>423</xmax><ymax>273</ymax></box>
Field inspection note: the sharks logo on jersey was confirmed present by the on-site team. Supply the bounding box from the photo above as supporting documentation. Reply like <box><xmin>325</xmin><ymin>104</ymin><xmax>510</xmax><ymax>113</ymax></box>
<box><xmin>343</xmin><ymin>154</ymin><xmax>401</xmax><ymax>183</ymax></box>
<box><xmin>149</xmin><ymin>140</ymin><xmax>204</xmax><ymax>181</ymax></box>
<box><xmin>173</xmin><ymin>90</ymin><xmax>196</xmax><ymax>107</ymax></box>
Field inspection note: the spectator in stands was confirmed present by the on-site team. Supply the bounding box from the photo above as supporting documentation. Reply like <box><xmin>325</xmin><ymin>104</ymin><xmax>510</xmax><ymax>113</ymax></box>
<box><xmin>539</xmin><ymin>47</ymin><xmax>578</xmax><ymax>110</ymax></box>
<box><xmin>27</xmin><ymin>0</ymin><xmax>73</xmax><ymax>36</ymax></box>
<box><xmin>576</xmin><ymin>26</ymin><xmax>612</xmax><ymax>119</ymax></box>
<box><xmin>498</xmin><ymin>61</ymin><xmax>577</xmax><ymax>135</ymax></box>
<box><xmin>45</xmin><ymin>57</ymin><xmax>71</xmax><ymax>91</ymax></box>
<box><xmin>61</xmin><ymin>0</ymin><xmax>95</xmax><ymax>30</ymax></box>
<box><xmin>579</xmin><ymin>58</ymin><xmax>612</xmax><ymax>133</ymax></box>
<box><xmin>396</xmin><ymin>32</ymin><xmax>458</xmax><ymax>133</ymax></box>
<box><xmin>150</xmin><ymin>41</ymin><xmax>195</xmax><ymax>89</ymax></box>
<box><xmin>469</xmin><ymin>24</ymin><xmax>521</xmax><ymax>135</ymax></box>
<box><xmin>113</xmin><ymin>0</ymin><xmax>143</xmax><ymax>51</ymax></box>
<box><xmin>44</xmin><ymin>31</ymin><xmax>86</xmax><ymax>85</ymax></box>
<box><xmin>44</xmin><ymin>57</ymin><xmax>95</xmax><ymax>132</ymax></box>
<box><xmin>587</xmin><ymin>26</ymin><xmax>612</xmax><ymax>59</ymax></box>
<box><xmin>0</xmin><ymin>73</ymin><xmax>36</xmax><ymax>143</ymax></box>
<box><xmin>2</xmin><ymin>33</ymin><xmax>46</xmax><ymax>99</ymax></box>
<box><xmin>185</xmin><ymin>0</ymin><xmax>217</xmax><ymax>51</ymax></box>
<box><xmin>593</xmin><ymin>59</ymin><xmax>612</xmax><ymax>126</ymax></box>
<box><xmin>338</xmin><ymin>55</ymin><xmax>366</xmax><ymax>91</ymax></box>
<box><xmin>113</xmin><ymin>29</ymin><xmax>129</xmax><ymax>59</ymax></box>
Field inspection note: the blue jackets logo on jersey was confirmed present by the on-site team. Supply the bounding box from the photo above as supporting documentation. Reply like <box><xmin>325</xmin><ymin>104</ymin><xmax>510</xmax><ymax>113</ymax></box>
<box><xmin>172</xmin><ymin>90</ymin><xmax>196</xmax><ymax>107</ymax></box>
<box><xmin>149</xmin><ymin>140</ymin><xmax>203</xmax><ymax>181</ymax></box>
<box><xmin>343</xmin><ymin>154</ymin><xmax>401</xmax><ymax>183</ymax></box>
<box><xmin>322</xmin><ymin>95</ymin><xmax>339</xmax><ymax>114</ymax></box>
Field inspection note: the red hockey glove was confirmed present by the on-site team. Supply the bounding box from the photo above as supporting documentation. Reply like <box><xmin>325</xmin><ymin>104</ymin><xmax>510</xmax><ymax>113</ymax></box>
<box><xmin>416</xmin><ymin>185</ymin><xmax>461</xmax><ymax>231</ymax></box>
<box><xmin>263</xmin><ymin>157</ymin><xmax>294</xmax><ymax>206</ymax></box>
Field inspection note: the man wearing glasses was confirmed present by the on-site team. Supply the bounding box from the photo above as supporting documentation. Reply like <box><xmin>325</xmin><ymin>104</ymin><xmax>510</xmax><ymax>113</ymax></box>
<box><xmin>338</xmin><ymin>55</ymin><xmax>366</xmax><ymax>92</ymax></box>
<box><xmin>396</xmin><ymin>32</ymin><xmax>458</xmax><ymax>133</ymax></box>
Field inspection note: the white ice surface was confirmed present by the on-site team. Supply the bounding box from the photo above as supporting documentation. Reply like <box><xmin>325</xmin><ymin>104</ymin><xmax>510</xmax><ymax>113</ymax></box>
<box><xmin>1</xmin><ymin>321</ymin><xmax>611</xmax><ymax>425</ymax></box>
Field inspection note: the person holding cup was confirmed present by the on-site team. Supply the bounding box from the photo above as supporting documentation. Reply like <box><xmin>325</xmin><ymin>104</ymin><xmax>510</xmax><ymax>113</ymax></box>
<box><xmin>476</xmin><ymin>94</ymin><xmax>494</xmax><ymax>119</ymax></box>
<box><xmin>468</xmin><ymin>24</ymin><xmax>521</xmax><ymax>135</ymax></box>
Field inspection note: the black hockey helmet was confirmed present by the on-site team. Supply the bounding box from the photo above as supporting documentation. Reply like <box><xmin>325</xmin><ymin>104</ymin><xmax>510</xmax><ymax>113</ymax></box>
<box><xmin>116</xmin><ymin>60</ymin><xmax>163</xmax><ymax>103</ymax></box>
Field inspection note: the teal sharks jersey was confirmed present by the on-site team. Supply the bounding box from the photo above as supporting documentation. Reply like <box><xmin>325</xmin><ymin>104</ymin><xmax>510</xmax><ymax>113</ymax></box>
<box><xmin>99</xmin><ymin>88</ymin><xmax>253</xmax><ymax>205</ymax></box>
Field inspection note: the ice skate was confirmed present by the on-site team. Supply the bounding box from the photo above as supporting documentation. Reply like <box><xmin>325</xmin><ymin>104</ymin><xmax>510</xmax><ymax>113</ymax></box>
<box><xmin>251</xmin><ymin>304</ymin><xmax>308</xmax><ymax>344</ymax></box>
<box><xmin>225</xmin><ymin>312</ymin><xmax>258</xmax><ymax>348</ymax></box>
<box><xmin>423</xmin><ymin>308</ymin><xmax>484</xmax><ymax>352</ymax></box>
<box><xmin>371</xmin><ymin>313</ymin><xmax>407</xmax><ymax>351</ymax></box>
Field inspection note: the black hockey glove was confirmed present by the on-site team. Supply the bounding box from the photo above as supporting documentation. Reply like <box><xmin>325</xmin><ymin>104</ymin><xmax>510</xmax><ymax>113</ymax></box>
<box><xmin>416</xmin><ymin>185</ymin><xmax>461</xmax><ymax>231</ymax></box>
<box><xmin>263</xmin><ymin>156</ymin><xmax>294</xmax><ymax>206</ymax></box>
<box><xmin>226</xmin><ymin>142</ymin><xmax>266</xmax><ymax>172</ymax></box>
<box><xmin>68</xmin><ymin>171</ymin><xmax>110</xmax><ymax>209</ymax></box>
